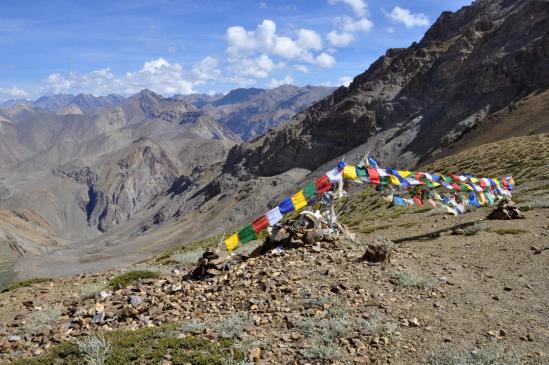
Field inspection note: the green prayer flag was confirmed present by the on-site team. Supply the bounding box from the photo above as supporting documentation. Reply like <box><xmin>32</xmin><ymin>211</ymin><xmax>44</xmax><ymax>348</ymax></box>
<box><xmin>442</xmin><ymin>175</ymin><xmax>453</xmax><ymax>183</ymax></box>
<box><xmin>380</xmin><ymin>176</ymin><xmax>389</xmax><ymax>186</ymax></box>
<box><xmin>356</xmin><ymin>166</ymin><xmax>367</xmax><ymax>177</ymax></box>
<box><xmin>238</xmin><ymin>224</ymin><xmax>256</xmax><ymax>244</ymax></box>
<box><xmin>303</xmin><ymin>182</ymin><xmax>317</xmax><ymax>200</ymax></box>
<box><xmin>423</xmin><ymin>179</ymin><xmax>436</xmax><ymax>188</ymax></box>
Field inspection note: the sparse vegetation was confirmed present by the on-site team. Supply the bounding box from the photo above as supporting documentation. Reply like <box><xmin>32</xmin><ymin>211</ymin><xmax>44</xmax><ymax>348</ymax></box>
<box><xmin>295</xmin><ymin>299</ymin><xmax>385</xmax><ymax>361</ymax></box>
<box><xmin>392</xmin><ymin>271</ymin><xmax>433</xmax><ymax>290</ymax></box>
<box><xmin>128</xmin><ymin>263</ymin><xmax>170</xmax><ymax>275</ymax></box>
<box><xmin>430</xmin><ymin>345</ymin><xmax>519</xmax><ymax>365</ymax></box>
<box><xmin>457</xmin><ymin>223</ymin><xmax>486</xmax><ymax>236</ymax></box>
<box><xmin>181</xmin><ymin>318</ymin><xmax>207</xmax><ymax>333</ymax></box>
<box><xmin>359</xmin><ymin>224</ymin><xmax>392</xmax><ymax>234</ymax></box>
<box><xmin>170</xmin><ymin>250</ymin><xmax>203</xmax><ymax>267</ymax></box>
<box><xmin>1</xmin><ymin>277</ymin><xmax>51</xmax><ymax>293</ymax></box>
<box><xmin>108</xmin><ymin>270</ymin><xmax>159</xmax><ymax>289</ymax></box>
<box><xmin>489</xmin><ymin>228</ymin><xmax>528</xmax><ymax>235</ymax></box>
<box><xmin>22</xmin><ymin>307</ymin><xmax>61</xmax><ymax>336</ymax></box>
<box><xmin>77</xmin><ymin>333</ymin><xmax>112</xmax><ymax>365</ymax></box>
<box><xmin>78</xmin><ymin>282</ymin><xmax>107</xmax><ymax>300</ymax></box>
<box><xmin>10</xmin><ymin>325</ymin><xmax>243</xmax><ymax>365</ymax></box>
<box><xmin>214</xmin><ymin>313</ymin><xmax>253</xmax><ymax>339</ymax></box>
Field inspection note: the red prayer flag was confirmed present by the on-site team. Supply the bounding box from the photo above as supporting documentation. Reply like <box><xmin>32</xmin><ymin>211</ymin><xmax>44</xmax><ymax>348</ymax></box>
<box><xmin>367</xmin><ymin>167</ymin><xmax>380</xmax><ymax>185</ymax></box>
<box><xmin>315</xmin><ymin>175</ymin><xmax>332</xmax><ymax>193</ymax></box>
<box><xmin>252</xmin><ymin>215</ymin><xmax>269</xmax><ymax>233</ymax></box>
<box><xmin>412</xmin><ymin>195</ymin><xmax>423</xmax><ymax>206</ymax></box>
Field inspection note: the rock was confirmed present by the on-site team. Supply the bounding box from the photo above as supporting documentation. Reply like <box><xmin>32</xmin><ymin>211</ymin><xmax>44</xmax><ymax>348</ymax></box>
<box><xmin>487</xmin><ymin>200</ymin><xmax>524</xmax><ymax>220</ymax></box>
<box><xmin>352</xmin><ymin>338</ymin><xmax>366</xmax><ymax>351</ymax></box>
<box><xmin>8</xmin><ymin>336</ymin><xmax>21</xmax><ymax>342</ymax></box>
<box><xmin>362</xmin><ymin>236</ymin><xmax>394</xmax><ymax>263</ymax></box>
<box><xmin>303</xmin><ymin>230</ymin><xmax>323</xmax><ymax>245</ymax></box>
<box><xmin>249</xmin><ymin>347</ymin><xmax>261</xmax><ymax>362</ymax></box>
<box><xmin>92</xmin><ymin>312</ymin><xmax>105</xmax><ymax>324</ymax></box>
<box><xmin>129</xmin><ymin>295</ymin><xmax>143</xmax><ymax>307</ymax></box>
<box><xmin>409</xmin><ymin>318</ymin><xmax>420</xmax><ymax>327</ymax></box>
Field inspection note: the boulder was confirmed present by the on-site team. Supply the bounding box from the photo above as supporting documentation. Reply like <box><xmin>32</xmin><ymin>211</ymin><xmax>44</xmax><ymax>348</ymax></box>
<box><xmin>362</xmin><ymin>236</ymin><xmax>394</xmax><ymax>263</ymax></box>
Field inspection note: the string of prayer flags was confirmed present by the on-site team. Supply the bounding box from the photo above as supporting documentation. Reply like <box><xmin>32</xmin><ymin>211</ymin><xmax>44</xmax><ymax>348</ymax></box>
<box><xmin>224</xmin><ymin>155</ymin><xmax>514</xmax><ymax>252</ymax></box>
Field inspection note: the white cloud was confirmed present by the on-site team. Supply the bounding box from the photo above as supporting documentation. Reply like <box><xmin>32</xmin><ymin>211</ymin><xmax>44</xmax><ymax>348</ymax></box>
<box><xmin>327</xmin><ymin>0</ymin><xmax>367</xmax><ymax>16</ymax></box>
<box><xmin>327</xmin><ymin>16</ymin><xmax>373</xmax><ymax>47</ymax></box>
<box><xmin>267</xmin><ymin>75</ymin><xmax>294</xmax><ymax>88</ymax></box>
<box><xmin>39</xmin><ymin>57</ymin><xmax>226</xmax><ymax>97</ymax></box>
<box><xmin>337</xmin><ymin>16</ymin><xmax>373</xmax><ymax>33</ymax></box>
<box><xmin>387</xmin><ymin>6</ymin><xmax>429</xmax><ymax>28</ymax></box>
<box><xmin>191</xmin><ymin>56</ymin><xmax>220</xmax><ymax>84</ymax></box>
<box><xmin>294</xmin><ymin>64</ymin><xmax>310</xmax><ymax>73</ymax></box>
<box><xmin>316</xmin><ymin>53</ymin><xmax>336</xmax><ymax>68</ymax></box>
<box><xmin>0</xmin><ymin>86</ymin><xmax>28</xmax><ymax>100</ymax></box>
<box><xmin>296</xmin><ymin>29</ymin><xmax>322</xmax><ymax>51</ymax></box>
<box><xmin>327</xmin><ymin>31</ymin><xmax>354</xmax><ymax>47</ymax></box>
<box><xmin>228</xmin><ymin>53</ymin><xmax>284</xmax><ymax>79</ymax></box>
<box><xmin>385</xmin><ymin>27</ymin><xmax>395</xmax><ymax>34</ymax></box>
<box><xmin>338</xmin><ymin>76</ymin><xmax>353</xmax><ymax>86</ymax></box>
<box><xmin>227</xmin><ymin>19</ymin><xmax>319</xmax><ymax>61</ymax></box>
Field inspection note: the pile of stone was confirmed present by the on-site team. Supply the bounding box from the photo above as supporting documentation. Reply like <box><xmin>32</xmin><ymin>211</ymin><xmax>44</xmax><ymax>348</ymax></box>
<box><xmin>487</xmin><ymin>199</ymin><xmax>525</xmax><ymax>220</ymax></box>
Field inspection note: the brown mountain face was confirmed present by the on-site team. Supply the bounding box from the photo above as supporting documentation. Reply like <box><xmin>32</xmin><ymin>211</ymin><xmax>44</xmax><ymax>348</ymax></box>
<box><xmin>0</xmin><ymin>85</ymin><xmax>333</xmax><ymax>281</ymax></box>
<box><xmin>180</xmin><ymin>85</ymin><xmax>336</xmax><ymax>140</ymax></box>
<box><xmin>0</xmin><ymin>91</ymin><xmax>238</xmax><ymax>245</ymax></box>
<box><xmin>223</xmin><ymin>0</ymin><xmax>549</xmax><ymax>179</ymax></box>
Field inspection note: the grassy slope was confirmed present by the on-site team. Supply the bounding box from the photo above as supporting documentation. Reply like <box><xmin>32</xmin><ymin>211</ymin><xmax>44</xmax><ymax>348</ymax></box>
<box><xmin>340</xmin><ymin>134</ymin><xmax>549</xmax><ymax>231</ymax></box>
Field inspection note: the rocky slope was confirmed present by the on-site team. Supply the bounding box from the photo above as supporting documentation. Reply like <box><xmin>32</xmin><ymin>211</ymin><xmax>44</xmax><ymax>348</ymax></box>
<box><xmin>222</xmin><ymin>0</ymin><xmax>549</xmax><ymax>179</ymax></box>
<box><xmin>1</xmin><ymin>134</ymin><xmax>547</xmax><ymax>364</ymax></box>
<box><xmin>0</xmin><ymin>90</ymin><xmax>239</xmax><ymax>270</ymax></box>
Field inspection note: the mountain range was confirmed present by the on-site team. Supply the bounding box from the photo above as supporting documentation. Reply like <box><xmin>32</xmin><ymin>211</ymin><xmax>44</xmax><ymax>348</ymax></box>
<box><xmin>1</xmin><ymin>0</ymin><xmax>548</xmax><ymax>282</ymax></box>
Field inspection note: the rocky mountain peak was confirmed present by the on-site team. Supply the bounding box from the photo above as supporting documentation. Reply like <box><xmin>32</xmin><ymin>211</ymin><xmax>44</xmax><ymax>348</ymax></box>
<box><xmin>221</xmin><ymin>0</ymin><xmax>549</xmax><ymax>178</ymax></box>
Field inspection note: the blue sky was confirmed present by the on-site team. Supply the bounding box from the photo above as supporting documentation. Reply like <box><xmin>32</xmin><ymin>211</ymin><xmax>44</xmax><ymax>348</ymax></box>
<box><xmin>0</xmin><ymin>0</ymin><xmax>472</xmax><ymax>100</ymax></box>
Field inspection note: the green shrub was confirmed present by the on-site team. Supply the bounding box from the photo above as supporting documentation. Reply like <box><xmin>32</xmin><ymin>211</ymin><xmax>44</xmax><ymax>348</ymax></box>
<box><xmin>78</xmin><ymin>282</ymin><xmax>107</xmax><ymax>300</ymax></box>
<box><xmin>1</xmin><ymin>277</ymin><xmax>51</xmax><ymax>293</ymax></box>
<box><xmin>77</xmin><ymin>333</ymin><xmax>111</xmax><ymax>365</ymax></box>
<box><xmin>108</xmin><ymin>270</ymin><xmax>159</xmax><ymax>289</ymax></box>
<box><xmin>10</xmin><ymin>325</ymin><xmax>243</xmax><ymax>365</ymax></box>
<box><xmin>22</xmin><ymin>307</ymin><xmax>61</xmax><ymax>336</ymax></box>
<box><xmin>391</xmin><ymin>271</ymin><xmax>433</xmax><ymax>289</ymax></box>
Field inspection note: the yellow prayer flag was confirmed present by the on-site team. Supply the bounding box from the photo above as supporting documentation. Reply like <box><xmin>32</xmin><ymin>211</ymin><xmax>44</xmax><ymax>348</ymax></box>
<box><xmin>224</xmin><ymin>233</ymin><xmax>239</xmax><ymax>252</ymax></box>
<box><xmin>389</xmin><ymin>175</ymin><xmax>401</xmax><ymax>186</ymax></box>
<box><xmin>343</xmin><ymin>165</ymin><xmax>357</xmax><ymax>180</ymax></box>
<box><xmin>470</xmin><ymin>177</ymin><xmax>480</xmax><ymax>183</ymax></box>
<box><xmin>478</xmin><ymin>191</ymin><xmax>486</xmax><ymax>205</ymax></box>
<box><xmin>398</xmin><ymin>170</ymin><xmax>412</xmax><ymax>177</ymax></box>
<box><xmin>291</xmin><ymin>190</ymin><xmax>308</xmax><ymax>210</ymax></box>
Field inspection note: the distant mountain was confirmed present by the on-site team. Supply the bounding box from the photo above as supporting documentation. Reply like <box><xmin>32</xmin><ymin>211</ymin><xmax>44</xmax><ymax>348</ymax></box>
<box><xmin>0</xmin><ymin>99</ymin><xmax>28</xmax><ymax>108</ymax></box>
<box><xmin>199</xmin><ymin>85</ymin><xmax>336</xmax><ymax>140</ymax></box>
<box><xmin>173</xmin><ymin>93</ymin><xmax>223</xmax><ymax>108</ymax></box>
<box><xmin>33</xmin><ymin>93</ymin><xmax>125</xmax><ymax>113</ymax></box>
<box><xmin>211</xmin><ymin>88</ymin><xmax>265</xmax><ymax>106</ymax></box>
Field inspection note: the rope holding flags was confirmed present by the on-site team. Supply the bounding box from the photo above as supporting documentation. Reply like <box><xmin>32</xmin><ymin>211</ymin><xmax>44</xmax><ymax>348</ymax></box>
<box><xmin>224</xmin><ymin>154</ymin><xmax>514</xmax><ymax>252</ymax></box>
